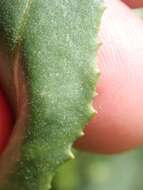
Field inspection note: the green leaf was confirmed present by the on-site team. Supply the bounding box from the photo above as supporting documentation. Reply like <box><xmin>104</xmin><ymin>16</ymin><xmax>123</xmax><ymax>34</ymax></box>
<box><xmin>0</xmin><ymin>1</ymin><xmax>103</xmax><ymax>189</ymax></box>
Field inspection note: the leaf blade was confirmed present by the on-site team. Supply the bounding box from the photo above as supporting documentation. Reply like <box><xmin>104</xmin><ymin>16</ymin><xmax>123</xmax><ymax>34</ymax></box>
<box><xmin>0</xmin><ymin>1</ymin><xmax>104</xmax><ymax>189</ymax></box>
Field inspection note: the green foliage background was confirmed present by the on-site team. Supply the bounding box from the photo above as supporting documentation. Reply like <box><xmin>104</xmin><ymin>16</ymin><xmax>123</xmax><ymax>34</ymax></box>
<box><xmin>52</xmin><ymin>148</ymin><xmax>143</xmax><ymax>190</ymax></box>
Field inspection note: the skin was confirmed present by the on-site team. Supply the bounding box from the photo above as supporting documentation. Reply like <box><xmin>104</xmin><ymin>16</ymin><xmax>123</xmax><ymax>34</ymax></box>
<box><xmin>76</xmin><ymin>0</ymin><xmax>143</xmax><ymax>153</ymax></box>
<box><xmin>0</xmin><ymin>89</ymin><xmax>13</xmax><ymax>153</ymax></box>
<box><xmin>123</xmin><ymin>0</ymin><xmax>143</xmax><ymax>8</ymax></box>
<box><xmin>1</xmin><ymin>0</ymin><xmax>143</xmax><ymax>155</ymax></box>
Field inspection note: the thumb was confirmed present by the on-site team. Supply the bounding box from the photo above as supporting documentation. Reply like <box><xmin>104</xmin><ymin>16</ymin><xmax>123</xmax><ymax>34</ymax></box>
<box><xmin>123</xmin><ymin>0</ymin><xmax>143</xmax><ymax>8</ymax></box>
<box><xmin>75</xmin><ymin>0</ymin><xmax>143</xmax><ymax>154</ymax></box>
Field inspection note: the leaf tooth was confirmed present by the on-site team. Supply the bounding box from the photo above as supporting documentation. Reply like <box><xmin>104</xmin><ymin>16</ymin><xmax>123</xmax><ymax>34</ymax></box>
<box><xmin>88</xmin><ymin>104</ymin><xmax>96</xmax><ymax>116</ymax></box>
<box><xmin>68</xmin><ymin>151</ymin><xmax>75</xmax><ymax>160</ymax></box>
<box><xmin>96</xmin><ymin>66</ymin><xmax>101</xmax><ymax>76</ymax></box>
<box><xmin>80</xmin><ymin>131</ymin><xmax>84</xmax><ymax>137</ymax></box>
<box><xmin>96</xmin><ymin>38</ymin><xmax>102</xmax><ymax>50</ymax></box>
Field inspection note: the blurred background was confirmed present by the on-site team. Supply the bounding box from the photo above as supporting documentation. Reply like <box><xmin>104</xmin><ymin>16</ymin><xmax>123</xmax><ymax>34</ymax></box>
<box><xmin>51</xmin><ymin>9</ymin><xmax>143</xmax><ymax>190</ymax></box>
<box><xmin>52</xmin><ymin>148</ymin><xmax>143</xmax><ymax>190</ymax></box>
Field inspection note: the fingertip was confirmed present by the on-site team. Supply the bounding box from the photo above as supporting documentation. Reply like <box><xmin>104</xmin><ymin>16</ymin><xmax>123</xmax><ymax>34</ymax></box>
<box><xmin>122</xmin><ymin>0</ymin><xmax>143</xmax><ymax>8</ymax></box>
<box><xmin>75</xmin><ymin>0</ymin><xmax>143</xmax><ymax>154</ymax></box>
